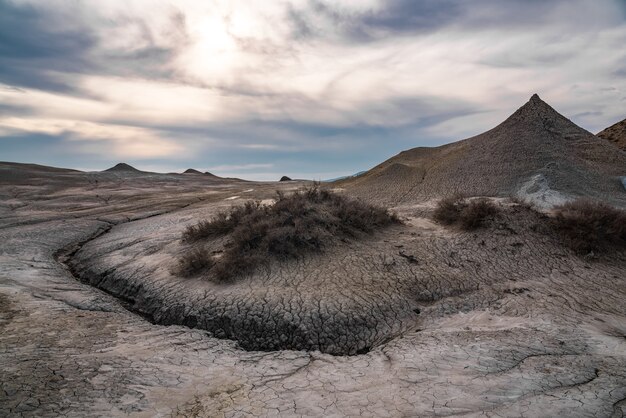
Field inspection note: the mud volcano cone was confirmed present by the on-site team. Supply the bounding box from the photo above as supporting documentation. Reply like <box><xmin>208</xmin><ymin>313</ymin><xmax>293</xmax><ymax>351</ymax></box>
<box><xmin>104</xmin><ymin>163</ymin><xmax>141</xmax><ymax>173</ymax></box>
<box><xmin>342</xmin><ymin>94</ymin><xmax>626</xmax><ymax>206</ymax></box>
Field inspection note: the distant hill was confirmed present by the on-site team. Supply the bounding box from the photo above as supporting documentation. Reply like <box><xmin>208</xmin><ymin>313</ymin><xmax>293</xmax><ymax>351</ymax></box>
<box><xmin>340</xmin><ymin>94</ymin><xmax>626</xmax><ymax>207</ymax></box>
<box><xmin>0</xmin><ymin>161</ymin><xmax>84</xmax><ymax>186</ymax></box>
<box><xmin>187</xmin><ymin>169</ymin><xmax>224</xmax><ymax>180</ymax></box>
<box><xmin>183</xmin><ymin>168</ymin><xmax>202</xmax><ymax>174</ymax></box>
<box><xmin>324</xmin><ymin>171</ymin><xmax>367</xmax><ymax>182</ymax></box>
<box><xmin>104</xmin><ymin>163</ymin><xmax>141</xmax><ymax>173</ymax></box>
<box><xmin>0</xmin><ymin>161</ymin><xmax>81</xmax><ymax>174</ymax></box>
<box><xmin>597</xmin><ymin>117</ymin><xmax>626</xmax><ymax>151</ymax></box>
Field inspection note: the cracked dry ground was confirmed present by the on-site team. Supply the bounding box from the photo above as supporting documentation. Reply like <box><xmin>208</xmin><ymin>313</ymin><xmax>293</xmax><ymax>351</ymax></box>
<box><xmin>1</xmin><ymin>176</ymin><xmax>625</xmax><ymax>417</ymax></box>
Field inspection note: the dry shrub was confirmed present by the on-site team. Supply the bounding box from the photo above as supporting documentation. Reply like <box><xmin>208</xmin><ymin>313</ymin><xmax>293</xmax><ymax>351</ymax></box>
<box><xmin>552</xmin><ymin>199</ymin><xmax>626</xmax><ymax>254</ymax></box>
<box><xmin>178</xmin><ymin>184</ymin><xmax>401</xmax><ymax>281</ymax></box>
<box><xmin>432</xmin><ymin>195</ymin><xmax>465</xmax><ymax>225</ymax></box>
<box><xmin>182</xmin><ymin>201</ymin><xmax>260</xmax><ymax>242</ymax></box>
<box><xmin>433</xmin><ymin>195</ymin><xmax>499</xmax><ymax>230</ymax></box>
<box><xmin>176</xmin><ymin>247</ymin><xmax>213</xmax><ymax>277</ymax></box>
<box><xmin>459</xmin><ymin>199</ymin><xmax>500</xmax><ymax>230</ymax></box>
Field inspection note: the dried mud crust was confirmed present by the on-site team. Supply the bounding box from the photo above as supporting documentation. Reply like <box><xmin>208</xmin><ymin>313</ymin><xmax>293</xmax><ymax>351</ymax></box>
<box><xmin>69</xmin><ymin>201</ymin><xmax>626</xmax><ymax>356</ymax></box>
<box><xmin>2</xmin><ymin>167</ymin><xmax>626</xmax><ymax>417</ymax></box>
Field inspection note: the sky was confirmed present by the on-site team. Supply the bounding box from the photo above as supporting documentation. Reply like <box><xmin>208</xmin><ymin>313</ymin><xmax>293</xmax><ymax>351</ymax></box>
<box><xmin>1</xmin><ymin>0</ymin><xmax>625</xmax><ymax>180</ymax></box>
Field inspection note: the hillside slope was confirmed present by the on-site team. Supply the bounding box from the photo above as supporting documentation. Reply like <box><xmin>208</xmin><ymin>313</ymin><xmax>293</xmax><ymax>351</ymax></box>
<box><xmin>341</xmin><ymin>95</ymin><xmax>626</xmax><ymax>207</ymax></box>
<box><xmin>597</xmin><ymin>117</ymin><xmax>626</xmax><ymax>151</ymax></box>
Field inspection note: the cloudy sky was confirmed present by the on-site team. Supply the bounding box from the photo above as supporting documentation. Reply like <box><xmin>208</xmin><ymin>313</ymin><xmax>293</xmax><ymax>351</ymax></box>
<box><xmin>1</xmin><ymin>0</ymin><xmax>625</xmax><ymax>180</ymax></box>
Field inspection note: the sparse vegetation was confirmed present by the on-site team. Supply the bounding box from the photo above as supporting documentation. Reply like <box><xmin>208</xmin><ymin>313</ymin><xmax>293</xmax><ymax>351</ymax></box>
<box><xmin>178</xmin><ymin>184</ymin><xmax>401</xmax><ymax>281</ymax></box>
<box><xmin>182</xmin><ymin>201</ymin><xmax>261</xmax><ymax>242</ymax></box>
<box><xmin>551</xmin><ymin>199</ymin><xmax>626</xmax><ymax>254</ymax></box>
<box><xmin>432</xmin><ymin>195</ymin><xmax>464</xmax><ymax>226</ymax></box>
<box><xmin>176</xmin><ymin>247</ymin><xmax>213</xmax><ymax>277</ymax></box>
<box><xmin>459</xmin><ymin>199</ymin><xmax>500</xmax><ymax>230</ymax></box>
<box><xmin>433</xmin><ymin>195</ymin><xmax>499</xmax><ymax>230</ymax></box>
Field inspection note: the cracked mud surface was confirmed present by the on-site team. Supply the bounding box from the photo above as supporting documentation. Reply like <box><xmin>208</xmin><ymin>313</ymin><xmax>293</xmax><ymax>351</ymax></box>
<box><xmin>1</xmin><ymin>166</ymin><xmax>626</xmax><ymax>417</ymax></box>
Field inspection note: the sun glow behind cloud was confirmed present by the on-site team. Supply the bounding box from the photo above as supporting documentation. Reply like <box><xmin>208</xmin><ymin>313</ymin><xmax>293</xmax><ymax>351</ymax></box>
<box><xmin>1</xmin><ymin>0</ymin><xmax>625</xmax><ymax>179</ymax></box>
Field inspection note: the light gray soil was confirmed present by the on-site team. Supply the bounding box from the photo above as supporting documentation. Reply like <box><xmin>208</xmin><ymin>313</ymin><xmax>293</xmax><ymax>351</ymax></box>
<box><xmin>1</xmin><ymin>164</ymin><xmax>625</xmax><ymax>417</ymax></box>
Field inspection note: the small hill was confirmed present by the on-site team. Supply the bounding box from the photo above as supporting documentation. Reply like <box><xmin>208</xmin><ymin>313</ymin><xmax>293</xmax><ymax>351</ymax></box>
<box><xmin>597</xmin><ymin>118</ymin><xmax>626</xmax><ymax>151</ymax></box>
<box><xmin>0</xmin><ymin>161</ymin><xmax>81</xmax><ymax>174</ymax></box>
<box><xmin>183</xmin><ymin>168</ymin><xmax>202</xmax><ymax>174</ymax></box>
<box><xmin>183</xmin><ymin>169</ymin><xmax>225</xmax><ymax>181</ymax></box>
<box><xmin>280</xmin><ymin>176</ymin><xmax>292</xmax><ymax>182</ymax></box>
<box><xmin>325</xmin><ymin>171</ymin><xmax>367</xmax><ymax>182</ymax></box>
<box><xmin>0</xmin><ymin>162</ymin><xmax>83</xmax><ymax>185</ymax></box>
<box><xmin>340</xmin><ymin>94</ymin><xmax>626</xmax><ymax>207</ymax></box>
<box><xmin>104</xmin><ymin>163</ymin><xmax>141</xmax><ymax>173</ymax></box>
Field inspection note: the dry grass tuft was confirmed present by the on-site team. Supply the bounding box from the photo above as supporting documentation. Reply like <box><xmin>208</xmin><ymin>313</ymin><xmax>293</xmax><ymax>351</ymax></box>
<box><xmin>551</xmin><ymin>199</ymin><xmax>626</xmax><ymax>254</ymax></box>
<box><xmin>178</xmin><ymin>184</ymin><xmax>401</xmax><ymax>281</ymax></box>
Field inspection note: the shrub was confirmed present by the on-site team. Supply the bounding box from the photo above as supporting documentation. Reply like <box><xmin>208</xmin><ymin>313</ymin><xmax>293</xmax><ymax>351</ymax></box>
<box><xmin>459</xmin><ymin>199</ymin><xmax>499</xmax><ymax>230</ymax></box>
<box><xmin>432</xmin><ymin>195</ymin><xmax>466</xmax><ymax>225</ymax></box>
<box><xmin>176</xmin><ymin>247</ymin><xmax>213</xmax><ymax>277</ymax></box>
<box><xmin>181</xmin><ymin>201</ymin><xmax>261</xmax><ymax>242</ymax></box>
<box><xmin>178</xmin><ymin>184</ymin><xmax>401</xmax><ymax>281</ymax></box>
<box><xmin>551</xmin><ymin>199</ymin><xmax>626</xmax><ymax>254</ymax></box>
<box><xmin>433</xmin><ymin>196</ymin><xmax>499</xmax><ymax>230</ymax></box>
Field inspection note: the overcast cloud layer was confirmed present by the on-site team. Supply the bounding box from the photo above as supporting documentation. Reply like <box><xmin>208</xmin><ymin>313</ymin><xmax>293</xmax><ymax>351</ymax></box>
<box><xmin>1</xmin><ymin>0</ymin><xmax>625</xmax><ymax>180</ymax></box>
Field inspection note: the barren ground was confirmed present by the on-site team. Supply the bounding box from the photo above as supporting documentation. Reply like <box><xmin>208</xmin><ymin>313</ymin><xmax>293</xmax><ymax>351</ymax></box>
<box><xmin>1</xmin><ymin>167</ymin><xmax>625</xmax><ymax>417</ymax></box>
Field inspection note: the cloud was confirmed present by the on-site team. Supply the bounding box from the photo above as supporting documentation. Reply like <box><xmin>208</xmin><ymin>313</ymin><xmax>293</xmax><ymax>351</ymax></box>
<box><xmin>0</xmin><ymin>0</ymin><xmax>186</xmax><ymax>94</ymax></box>
<box><xmin>0</xmin><ymin>0</ymin><xmax>96</xmax><ymax>92</ymax></box>
<box><xmin>239</xmin><ymin>144</ymin><xmax>282</xmax><ymax>151</ymax></box>
<box><xmin>285</xmin><ymin>0</ymin><xmax>626</xmax><ymax>43</ymax></box>
<box><xmin>285</xmin><ymin>0</ymin><xmax>460</xmax><ymax>42</ymax></box>
<box><xmin>209</xmin><ymin>163</ymin><xmax>274</xmax><ymax>171</ymax></box>
<box><xmin>0</xmin><ymin>102</ymin><xmax>33</xmax><ymax>117</ymax></box>
<box><xmin>1</xmin><ymin>0</ymin><xmax>626</xmax><ymax>179</ymax></box>
<box><xmin>0</xmin><ymin>117</ymin><xmax>185</xmax><ymax>159</ymax></box>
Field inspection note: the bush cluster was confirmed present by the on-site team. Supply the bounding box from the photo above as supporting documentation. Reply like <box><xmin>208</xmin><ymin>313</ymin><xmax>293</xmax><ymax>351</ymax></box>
<box><xmin>551</xmin><ymin>199</ymin><xmax>626</xmax><ymax>254</ymax></box>
<box><xmin>433</xmin><ymin>195</ymin><xmax>499</xmax><ymax>230</ymax></box>
<box><xmin>178</xmin><ymin>184</ymin><xmax>401</xmax><ymax>281</ymax></box>
<box><xmin>434</xmin><ymin>195</ymin><xmax>626</xmax><ymax>256</ymax></box>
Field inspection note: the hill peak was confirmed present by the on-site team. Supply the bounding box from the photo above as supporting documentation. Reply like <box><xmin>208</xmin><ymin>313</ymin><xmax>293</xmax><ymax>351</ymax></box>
<box><xmin>104</xmin><ymin>163</ymin><xmax>140</xmax><ymax>172</ymax></box>
<box><xmin>521</xmin><ymin>93</ymin><xmax>552</xmax><ymax>111</ymax></box>
<box><xmin>184</xmin><ymin>168</ymin><xmax>202</xmax><ymax>174</ymax></box>
<box><xmin>501</xmin><ymin>93</ymin><xmax>570</xmax><ymax>129</ymax></box>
